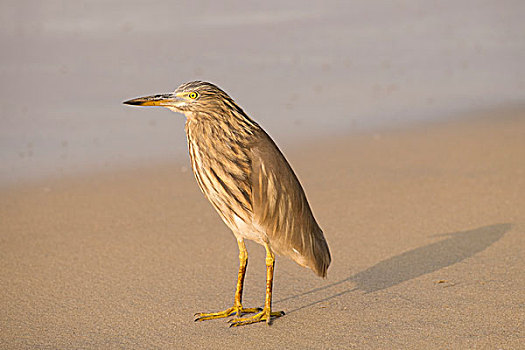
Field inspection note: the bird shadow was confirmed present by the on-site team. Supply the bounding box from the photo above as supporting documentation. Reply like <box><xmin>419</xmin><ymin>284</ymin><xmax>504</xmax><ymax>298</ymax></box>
<box><xmin>277</xmin><ymin>223</ymin><xmax>511</xmax><ymax>314</ymax></box>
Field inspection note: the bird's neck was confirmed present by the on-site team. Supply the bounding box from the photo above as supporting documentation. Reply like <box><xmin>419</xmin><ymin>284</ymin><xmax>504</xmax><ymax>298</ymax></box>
<box><xmin>185</xmin><ymin>111</ymin><xmax>258</xmax><ymax>146</ymax></box>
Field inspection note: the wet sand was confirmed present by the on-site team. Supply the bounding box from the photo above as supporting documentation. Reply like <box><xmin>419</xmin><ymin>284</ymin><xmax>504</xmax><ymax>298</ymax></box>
<box><xmin>2</xmin><ymin>1</ymin><xmax>524</xmax><ymax>185</ymax></box>
<box><xmin>1</xmin><ymin>110</ymin><xmax>524</xmax><ymax>349</ymax></box>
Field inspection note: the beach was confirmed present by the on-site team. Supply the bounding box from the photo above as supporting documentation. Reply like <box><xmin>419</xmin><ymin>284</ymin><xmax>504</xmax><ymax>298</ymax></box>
<box><xmin>2</xmin><ymin>109</ymin><xmax>524</xmax><ymax>349</ymax></box>
<box><xmin>2</xmin><ymin>1</ymin><xmax>525</xmax><ymax>348</ymax></box>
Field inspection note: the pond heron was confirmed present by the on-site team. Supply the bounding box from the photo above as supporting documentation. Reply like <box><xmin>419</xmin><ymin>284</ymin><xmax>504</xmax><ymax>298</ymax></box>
<box><xmin>124</xmin><ymin>81</ymin><xmax>330</xmax><ymax>326</ymax></box>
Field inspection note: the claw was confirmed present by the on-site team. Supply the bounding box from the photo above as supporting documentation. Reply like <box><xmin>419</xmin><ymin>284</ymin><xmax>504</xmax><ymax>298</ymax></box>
<box><xmin>194</xmin><ymin>305</ymin><xmax>261</xmax><ymax>322</ymax></box>
<box><xmin>228</xmin><ymin>308</ymin><xmax>284</xmax><ymax>327</ymax></box>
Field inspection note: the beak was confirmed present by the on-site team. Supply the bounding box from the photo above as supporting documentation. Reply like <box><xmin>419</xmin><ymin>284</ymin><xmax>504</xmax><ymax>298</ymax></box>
<box><xmin>123</xmin><ymin>93</ymin><xmax>181</xmax><ymax>107</ymax></box>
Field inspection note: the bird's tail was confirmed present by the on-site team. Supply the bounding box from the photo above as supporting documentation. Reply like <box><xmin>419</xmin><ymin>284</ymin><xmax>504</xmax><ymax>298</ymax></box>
<box><xmin>309</xmin><ymin>228</ymin><xmax>331</xmax><ymax>277</ymax></box>
<box><xmin>283</xmin><ymin>225</ymin><xmax>331</xmax><ymax>278</ymax></box>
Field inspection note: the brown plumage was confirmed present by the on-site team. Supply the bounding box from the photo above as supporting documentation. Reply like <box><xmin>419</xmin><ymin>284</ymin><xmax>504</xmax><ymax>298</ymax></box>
<box><xmin>124</xmin><ymin>81</ymin><xmax>330</xmax><ymax>326</ymax></box>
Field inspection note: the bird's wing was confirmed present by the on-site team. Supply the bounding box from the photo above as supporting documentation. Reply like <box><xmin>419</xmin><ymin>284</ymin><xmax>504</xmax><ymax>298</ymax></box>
<box><xmin>249</xmin><ymin>130</ymin><xmax>330</xmax><ymax>277</ymax></box>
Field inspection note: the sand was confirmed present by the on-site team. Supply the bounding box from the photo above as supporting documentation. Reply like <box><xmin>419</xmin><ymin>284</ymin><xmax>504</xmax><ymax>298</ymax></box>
<box><xmin>1</xmin><ymin>110</ymin><xmax>524</xmax><ymax>349</ymax></box>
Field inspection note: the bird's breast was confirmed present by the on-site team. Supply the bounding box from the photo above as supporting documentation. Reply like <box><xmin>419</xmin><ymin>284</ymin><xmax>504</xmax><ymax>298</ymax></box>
<box><xmin>185</xmin><ymin>120</ymin><xmax>255</xmax><ymax>235</ymax></box>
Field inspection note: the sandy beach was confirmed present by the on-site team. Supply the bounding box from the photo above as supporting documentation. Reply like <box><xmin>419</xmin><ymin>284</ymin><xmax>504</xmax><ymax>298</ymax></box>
<box><xmin>2</xmin><ymin>1</ymin><xmax>524</xmax><ymax>348</ymax></box>
<box><xmin>1</xmin><ymin>109</ymin><xmax>524</xmax><ymax>349</ymax></box>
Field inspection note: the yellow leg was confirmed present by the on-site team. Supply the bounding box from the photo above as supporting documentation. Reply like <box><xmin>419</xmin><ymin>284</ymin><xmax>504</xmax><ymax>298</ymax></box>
<box><xmin>194</xmin><ymin>239</ymin><xmax>261</xmax><ymax>321</ymax></box>
<box><xmin>229</xmin><ymin>242</ymin><xmax>285</xmax><ymax>327</ymax></box>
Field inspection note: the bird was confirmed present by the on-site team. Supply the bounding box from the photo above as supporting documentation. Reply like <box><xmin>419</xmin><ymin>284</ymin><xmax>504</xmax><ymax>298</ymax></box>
<box><xmin>123</xmin><ymin>81</ymin><xmax>330</xmax><ymax>327</ymax></box>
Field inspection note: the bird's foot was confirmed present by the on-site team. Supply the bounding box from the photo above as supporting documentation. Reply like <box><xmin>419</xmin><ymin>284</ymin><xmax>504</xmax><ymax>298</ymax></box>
<box><xmin>194</xmin><ymin>305</ymin><xmax>261</xmax><ymax>322</ymax></box>
<box><xmin>228</xmin><ymin>307</ymin><xmax>285</xmax><ymax>327</ymax></box>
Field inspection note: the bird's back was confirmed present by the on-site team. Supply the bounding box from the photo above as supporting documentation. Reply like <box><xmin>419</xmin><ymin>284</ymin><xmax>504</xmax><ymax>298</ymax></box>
<box><xmin>250</xmin><ymin>130</ymin><xmax>331</xmax><ymax>277</ymax></box>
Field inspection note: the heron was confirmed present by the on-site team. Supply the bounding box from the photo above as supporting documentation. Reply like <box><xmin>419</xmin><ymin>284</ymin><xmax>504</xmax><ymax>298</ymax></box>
<box><xmin>123</xmin><ymin>81</ymin><xmax>330</xmax><ymax>327</ymax></box>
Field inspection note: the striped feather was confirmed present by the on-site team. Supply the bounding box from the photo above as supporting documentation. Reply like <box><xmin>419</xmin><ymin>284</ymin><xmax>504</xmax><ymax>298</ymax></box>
<box><xmin>182</xmin><ymin>82</ymin><xmax>330</xmax><ymax>277</ymax></box>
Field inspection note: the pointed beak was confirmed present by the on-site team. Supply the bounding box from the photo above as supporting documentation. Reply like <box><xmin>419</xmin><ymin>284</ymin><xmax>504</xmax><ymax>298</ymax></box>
<box><xmin>123</xmin><ymin>93</ymin><xmax>181</xmax><ymax>107</ymax></box>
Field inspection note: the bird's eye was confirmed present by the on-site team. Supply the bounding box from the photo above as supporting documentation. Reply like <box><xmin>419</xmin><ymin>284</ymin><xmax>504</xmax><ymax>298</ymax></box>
<box><xmin>188</xmin><ymin>92</ymin><xmax>198</xmax><ymax>99</ymax></box>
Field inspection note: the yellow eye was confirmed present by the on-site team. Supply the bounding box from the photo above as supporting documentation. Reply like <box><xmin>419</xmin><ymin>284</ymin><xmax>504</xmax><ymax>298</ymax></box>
<box><xmin>188</xmin><ymin>92</ymin><xmax>198</xmax><ymax>99</ymax></box>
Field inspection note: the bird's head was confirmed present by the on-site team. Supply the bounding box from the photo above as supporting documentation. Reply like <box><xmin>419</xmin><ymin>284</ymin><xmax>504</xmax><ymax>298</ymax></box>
<box><xmin>123</xmin><ymin>81</ymin><xmax>237</xmax><ymax>117</ymax></box>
